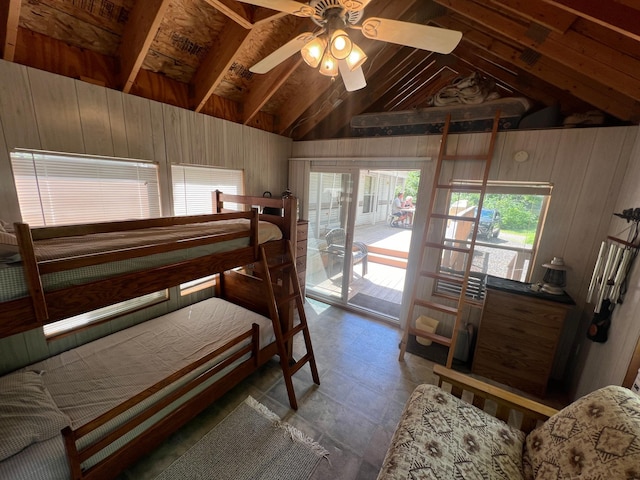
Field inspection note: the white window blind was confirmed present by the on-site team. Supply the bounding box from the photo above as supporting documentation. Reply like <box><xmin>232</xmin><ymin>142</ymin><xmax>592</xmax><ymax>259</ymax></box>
<box><xmin>172</xmin><ymin>165</ymin><xmax>244</xmax><ymax>215</ymax></box>
<box><xmin>11</xmin><ymin>150</ymin><xmax>161</xmax><ymax>226</ymax></box>
<box><xmin>172</xmin><ymin>164</ymin><xmax>244</xmax><ymax>293</ymax></box>
<box><xmin>10</xmin><ymin>149</ymin><xmax>164</xmax><ymax>337</ymax></box>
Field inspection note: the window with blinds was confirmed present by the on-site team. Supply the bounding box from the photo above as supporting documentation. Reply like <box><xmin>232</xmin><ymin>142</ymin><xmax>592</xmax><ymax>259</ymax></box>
<box><xmin>10</xmin><ymin>149</ymin><xmax>165</xmax><ymax>337</ymax></box>
<box><xmin>172</xmin><ymin>164</ymin><xmax>244</xmax><ymax>215</ymax></box>
<box><xmin>11</xmin><ymin>150</ymin><xmax>161</xmax><ymax>226</ymax></box>
<box><xmin>171</xmin><ymin>165</ymin><xmax>244</xmax><ymax>294</ymax></box>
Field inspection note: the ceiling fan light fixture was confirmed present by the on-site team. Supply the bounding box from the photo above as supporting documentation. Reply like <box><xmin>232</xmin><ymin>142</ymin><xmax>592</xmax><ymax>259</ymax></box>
<box><xmin>345</xmin><ymin>43</ymin><xmax>367</xmax><ymax>71</ymax></box>
<box><xmin>319</xmin><ymin>50</ymin><xmax>339</xmax><ymax>77</ymax></box>
<box><xmin>330</xmin><ymin>29</ymin><xmax>352</xmax><ymax>60</ymax></box>
<box><xmin>301</xmin><ymin>36</ymin><xmax>327</xmax><ymax>68</ymax></box>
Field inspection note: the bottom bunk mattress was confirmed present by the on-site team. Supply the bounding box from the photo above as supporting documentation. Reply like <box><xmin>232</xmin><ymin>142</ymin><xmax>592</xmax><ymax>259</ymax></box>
<box><xmin>0</xmin><ymin>296</ymin><xmax>275</xmax><ymax>480</ymax></box>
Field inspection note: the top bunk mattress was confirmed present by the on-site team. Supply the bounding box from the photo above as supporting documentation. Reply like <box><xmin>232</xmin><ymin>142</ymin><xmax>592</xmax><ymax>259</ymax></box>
<box><xmin>0</xmin><ymin>219</ymin><xmax>282</xmax><ymax>302</ymax></box>
<box><xmin>32</xmin><ymin>219</ymin><xmax>282</xmax><ymax>262</ymax></box>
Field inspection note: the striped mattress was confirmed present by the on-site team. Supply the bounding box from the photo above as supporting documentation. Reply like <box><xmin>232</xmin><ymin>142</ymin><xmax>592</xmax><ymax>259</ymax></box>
<box><xmin>0</xmin><ymin>219</ymin><xmax>282</xmax><ymax>303</ymax></box>
<box><xmin>0</xmin><ymin>296</ymin><xmax>275</xmax><ymax>480</ymax></box>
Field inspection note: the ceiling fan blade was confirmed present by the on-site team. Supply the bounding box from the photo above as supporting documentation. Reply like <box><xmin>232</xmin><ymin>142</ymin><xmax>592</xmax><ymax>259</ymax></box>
<box><xmin>361</xmin><ymin>17</ymin><xmax>462</xmax><ymax>54</ymax></box>
<box><xmin>250</xmin><ymin>32</ymin><xmax>315</xmax><ymax>74</ymax></box>
<box><xmin>338</xmin><ymin>60</ymin><xmax>366</xmax><ymax>92</ymax></box>
<box><xmin>235</xmin><ymin>0</ymin><xmax>315</xmax><ymax>17</ymax></box>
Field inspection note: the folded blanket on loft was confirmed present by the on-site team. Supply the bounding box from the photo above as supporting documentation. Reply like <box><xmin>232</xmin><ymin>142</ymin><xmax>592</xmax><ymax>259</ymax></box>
<box><xmin>351</xmin><ymin>97</ymin><xmax>532</xmax><ymax>137</ymax></box>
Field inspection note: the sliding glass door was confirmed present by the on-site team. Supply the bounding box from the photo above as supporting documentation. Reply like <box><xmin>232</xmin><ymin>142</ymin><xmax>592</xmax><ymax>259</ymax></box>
<box><xmin>305</xmin><ymin>170</ymin><xmax>358</xmax><ymax>303</ymax></box>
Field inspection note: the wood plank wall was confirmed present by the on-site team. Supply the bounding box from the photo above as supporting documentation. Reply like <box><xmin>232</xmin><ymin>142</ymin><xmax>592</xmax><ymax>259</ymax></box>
<box><xmin>0</xmin><ymin>59</ymin><xmax>291</xmax><ymax>374</ymax></box>
<box><xmin>291</xmin><ymin>125</ymin><xmax>640</xmax><ymax>397</ymax></box>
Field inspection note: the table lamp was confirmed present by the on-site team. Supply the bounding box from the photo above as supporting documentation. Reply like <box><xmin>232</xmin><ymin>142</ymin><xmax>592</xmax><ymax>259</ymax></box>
<box><xmin>541</xmin><ymin>257</ymin><xmax>567</xmax><ymax>294</ymax></box>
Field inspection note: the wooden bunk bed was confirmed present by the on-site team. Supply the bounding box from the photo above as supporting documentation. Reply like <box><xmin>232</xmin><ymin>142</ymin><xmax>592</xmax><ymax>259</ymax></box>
<box><xmin>0</xmin><ymin>192</ymin><xmax>318</xmax><ymax>480</ymax></box>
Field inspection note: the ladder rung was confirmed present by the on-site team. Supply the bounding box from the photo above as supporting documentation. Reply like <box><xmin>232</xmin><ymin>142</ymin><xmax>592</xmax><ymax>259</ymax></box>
<box><xmin>431</xmin><ymin>213</ymin><xmax>477</xmax><ymax>222</ymax></box>
<box><xmin>442</xmin><ymin>154</ymin><xmax>489</xmax><ymax>161</ymax></box>
<box><xmin>424</xmin><ymin>242</ymin><xmax>471</xmax><ymax>254</ymax></box>
<box><xmin>413</xmin><ymin>299</ymin><xmax>458</xmax><ymax>316</ymax></box>
<box><xmin>436</xmin><ymin>184</ymin><xmax>484</xmax><ymax>191</ymax></box>
<box><xmin>269</xmin><ymin>261</ymin><xmax>293</xmax><ymax>271</ymax></box>
<box><xmin>420</xmin><ymin>271</ymin><xmax>465</xmax><ymax>284</ymax></box>
<box><xmin>283</xmin><ymin>322</ymin><xmax>306</xmax><ymax>342</ymax></box>
<box><xmin>277</xmin><ymin>293</ymin><xmax>299</xmax><ymax>307</ymax></box>
<box><xmin>290</xmin><ymin>353</ymin><xmax>312</xmax><ymax>375</ymax></box>
<box><xmin>408</xmin><ymin>327</ymin><xmax>452</xmax><ymax>347</ymax></box>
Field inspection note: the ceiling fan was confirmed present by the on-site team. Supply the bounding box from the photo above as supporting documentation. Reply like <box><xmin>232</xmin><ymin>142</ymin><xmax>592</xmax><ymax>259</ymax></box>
<box><xmin>236</xmin><ymin>0</ymin><xmax>462</xmax><ymax>91</ymax></box>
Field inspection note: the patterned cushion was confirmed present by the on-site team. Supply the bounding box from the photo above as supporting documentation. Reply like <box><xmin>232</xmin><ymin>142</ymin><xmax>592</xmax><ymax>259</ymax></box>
<box><xmin>523</xmin><ymin>385</ymin><xmax>640</xmax><ymax>479</ymax></box>
<box><xmin>377</xmin><ymin>384</ymin><xmax>526</xmax><ymax>479</ymax></box>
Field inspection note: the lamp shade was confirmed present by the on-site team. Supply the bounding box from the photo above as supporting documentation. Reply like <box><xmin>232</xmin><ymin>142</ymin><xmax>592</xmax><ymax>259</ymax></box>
<box><xmin>345</xmin><ymin>43</ymin><xmax>367</xmax><ymax>71</ymax></box>
<box><xmin>319</xmin><ymin>50</ymin><xmax>339</xmax><ymax>76</ymax></box>
<box><xmin>330</xmin><ymin>29</ymin><xmax>352</xmax><ymax>60</ymax></box>
<box><xmin>301</xmin><ymin>36</ymin><xmax>327</xmax><ymax>68</ymax></box>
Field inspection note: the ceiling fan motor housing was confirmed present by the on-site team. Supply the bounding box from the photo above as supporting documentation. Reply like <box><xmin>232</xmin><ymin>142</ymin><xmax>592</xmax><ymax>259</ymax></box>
<box><xmin>311</xmin><ymin>0</ymin><xmax>363</xmax><ymax>27</ymax></box>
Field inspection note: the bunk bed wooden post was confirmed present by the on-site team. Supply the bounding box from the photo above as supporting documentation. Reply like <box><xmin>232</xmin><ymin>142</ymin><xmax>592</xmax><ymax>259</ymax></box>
<box><xmin>61</xmin><ymin>427</ymin><xmax>82</xmax><ymax>480</ymax></box>
<box><xmin>14</xmin><ymin>222</ymin><xmax>49</xmax><ymax>321</ymax></box>
<box><xmin>214</xmin><ymin>189</ymin><xmax>224</xmax><ymax>213</ymax></box>
<box><xmin>250</xmin><ymin>208</ymin><xmax>259</xmax><ymax>259</ymax></box>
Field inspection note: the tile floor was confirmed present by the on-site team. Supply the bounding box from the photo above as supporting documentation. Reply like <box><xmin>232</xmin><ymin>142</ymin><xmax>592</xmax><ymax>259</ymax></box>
<box><xmin>117</xmin><ymin>299</ymin><xmax>439</xmax><ymax>480</ymax></box>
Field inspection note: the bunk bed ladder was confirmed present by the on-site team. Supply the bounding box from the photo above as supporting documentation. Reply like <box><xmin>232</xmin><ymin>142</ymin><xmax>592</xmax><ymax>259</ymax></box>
<box><xmin>259</xmin><ymin>240</ymin><xmax>320</xmax><ymax>410</ymax></box>
<box><xmin>399</xmin><ymin>111</ymin><xmax>501</xmax><ymax>368</ymax></box>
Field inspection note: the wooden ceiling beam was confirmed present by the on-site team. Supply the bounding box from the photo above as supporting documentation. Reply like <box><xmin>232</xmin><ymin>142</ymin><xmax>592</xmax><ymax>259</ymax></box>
<box><xmin>488</xmin><ymin>0</ymin><xmax>576</xmax><ymax>34</ymax></box>
<box><xmin>190</xmin><ymin>20</ymin><xmax>251</xmax><ymax>112</ymax></box>
<box><xmin>435</xmin><ymin>15</ymin><xmax>640</xmax><ymax>121</ymax></box>
<box><xmin>0</xmin><ymin>0</ymin><xmax>20</xmax><ymax>61</ymax></box>
<box><xmin>242</xmin><ymin>56</ymin><xmax>303</xmax><ymax>124</ymax></box>
<box><xmin>276</xmin><ymin>0</ymin><xmax>420</xmax><ymax>136</ymax></box>
<box><xmin>204</xmin><ymin>0</ymin><xmax>253</xmax><ymax>29</ymax></box>
<box><xmin>433</xmin><ymin>0</ymin><xmax>640</xmax><ymax>102</ymax></box>
<box><xmin>119</xmin><ymin>0</ymin><xmax>171</xmax><ymax>94</ymax></box>
<box><xmin>541</xmin><ymin>0</ymin><xmax>640</xmax><ymax>42</ymax></box>
<box><xmin>242</xmin><ymin>17</ymin><xmax>310</xmax><ymax>124</ymax></box>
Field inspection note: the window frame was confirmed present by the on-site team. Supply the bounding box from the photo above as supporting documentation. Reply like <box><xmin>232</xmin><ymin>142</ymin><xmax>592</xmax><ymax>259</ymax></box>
<box><xmin>435</xmin><ymin>181</ymin><xmax>553</xmax><ymax>300</ymax></box>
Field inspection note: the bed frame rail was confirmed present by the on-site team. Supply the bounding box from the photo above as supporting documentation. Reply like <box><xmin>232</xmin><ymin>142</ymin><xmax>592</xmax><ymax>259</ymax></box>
<box><xmin>63</xmin><ymin>324</ymin><xmax>262</xmax><ymax>480</ymax></box>
<box><xmin>2</xmin><ymin>210</ymin><xmax>260</xmax><ymax>333</ymax></box>
<box><xmin>433</xmin><ymin>365</ymin><xmax>557</xmax><ymax>433</ymax></box>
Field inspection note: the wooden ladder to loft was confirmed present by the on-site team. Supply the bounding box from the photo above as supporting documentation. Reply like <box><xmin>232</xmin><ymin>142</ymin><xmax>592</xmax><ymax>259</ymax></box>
<box><xmin>399</xmin><ymin>111</ymin><xmax>501</xmax><ymax>368</ymax></box>
<box><xmin>259</xmin><ymin>240</ymin><xmax>320</xmax><ymax>410</ymax></box>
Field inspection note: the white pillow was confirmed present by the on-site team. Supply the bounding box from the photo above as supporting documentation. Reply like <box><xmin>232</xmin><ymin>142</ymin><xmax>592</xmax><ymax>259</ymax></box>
<box><xmin>0</xmin><ymin>231</ymin><xmax>19</xmax><ymax>261</ymax></box>
<box><xmin>0</xmin><ymin>371</ymin><xmax>70</xmax><ymax>461</ymax></box>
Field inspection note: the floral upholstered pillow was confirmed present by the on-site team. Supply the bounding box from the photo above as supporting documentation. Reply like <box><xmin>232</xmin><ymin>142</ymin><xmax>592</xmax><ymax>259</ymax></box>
<box><xmin>523</xmin><ymin>385</ymin><xmax>640</xmax><ymax>479</ymax></box>
<box><xmin>377</xmin><ymin>384</ymin><xmax>526</xmax><ymax>479</ymax></box>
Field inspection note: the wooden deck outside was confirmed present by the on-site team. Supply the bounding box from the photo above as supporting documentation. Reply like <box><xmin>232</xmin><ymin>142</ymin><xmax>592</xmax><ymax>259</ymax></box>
<box><xmin>308</xmin><ymin>222</ymin><xmax>413</xmax><ymax>319</ymax></box>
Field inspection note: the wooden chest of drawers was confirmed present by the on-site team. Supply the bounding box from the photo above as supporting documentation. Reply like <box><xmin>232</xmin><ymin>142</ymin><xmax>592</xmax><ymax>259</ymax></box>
<box><xmin>295</xmin><ymin>221</ymin><xmax>308</xmax><ymax>296</ymax></box>
<box><xmin>472</xmin><ymin>285</ymin><xmax>573</xmax><ymax>397</ymax></box>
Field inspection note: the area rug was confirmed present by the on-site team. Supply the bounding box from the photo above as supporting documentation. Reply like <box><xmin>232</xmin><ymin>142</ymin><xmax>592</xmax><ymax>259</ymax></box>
<box><xmin>350</xmin><ymin>292</ymin><xmax>401</xmax><ymax>318</ymax></box>
<box><xmin>154</xmin><ymin>396</ymin><xmax>327</xmax><ymax>480</ymax></box>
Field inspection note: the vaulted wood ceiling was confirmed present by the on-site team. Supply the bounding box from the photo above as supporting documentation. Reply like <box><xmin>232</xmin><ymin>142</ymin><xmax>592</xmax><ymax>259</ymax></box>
<box><xmin>1</xmin><ymin>0</ymin><xmax>639</xmax><ymax>141</ymax></box>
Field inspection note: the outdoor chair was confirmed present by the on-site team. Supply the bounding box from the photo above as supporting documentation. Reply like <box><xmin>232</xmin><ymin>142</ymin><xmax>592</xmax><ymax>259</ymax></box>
<box><xmin>325</xmin><ymin>228</ymin><xmax>368</xmax><ymax>277</ymax></box>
